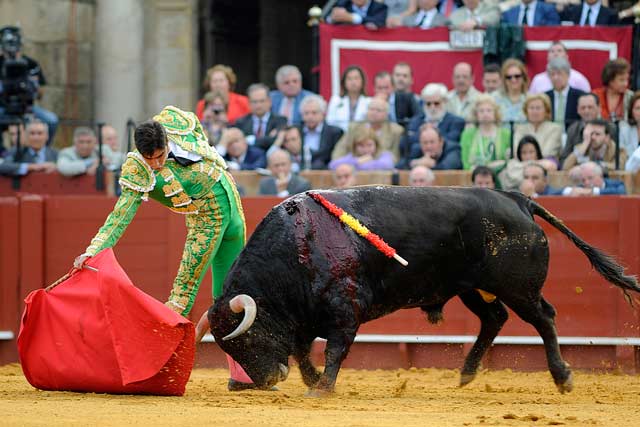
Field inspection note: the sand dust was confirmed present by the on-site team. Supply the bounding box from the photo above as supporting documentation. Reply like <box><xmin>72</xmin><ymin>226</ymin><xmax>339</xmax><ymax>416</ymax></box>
<box><xmin>1</xmin><ymin>363</ymin><xmax>639</xmax><ymax>426</ymax></box>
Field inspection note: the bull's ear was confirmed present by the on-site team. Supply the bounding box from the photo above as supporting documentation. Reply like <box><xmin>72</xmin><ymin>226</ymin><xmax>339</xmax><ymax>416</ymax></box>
<box><xmin>222</xmin><ymin>294</ymin><xmax>257</xmax><ymax>341</ymax></box>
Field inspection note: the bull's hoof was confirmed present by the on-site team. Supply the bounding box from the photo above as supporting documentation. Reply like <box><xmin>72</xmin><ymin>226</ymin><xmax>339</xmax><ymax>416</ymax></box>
<box><xmin>304</xmin><ymin>388</ymin><xmax>333</xmax><ymax>398</ymax></box>
<box><xmin>459</xmin><ymin>372</ymin><xmax>476</xmax><ymax>387</ymax></box>
<box><xmin>228</xmin><ymin>379</ymin><xmax>278</xmax><ymax>392</ymax></box>
<box><xmin>555</xmin><ymin>373</ymin><xmax>573</xmax><ymax>394</ymax></box>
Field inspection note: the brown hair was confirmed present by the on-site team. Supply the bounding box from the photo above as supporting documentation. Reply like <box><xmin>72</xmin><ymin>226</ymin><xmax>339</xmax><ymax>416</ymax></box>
<box><xmin>601</xmin><ymin>58</ymin><xmax>630</xmax><ymax>87</ymax></box>
<box><xmin>626</xmin><ymin>91</ymin><xmax>640</xmax><ymax>126</ymax></box>
<box><xmin>340</xmin><ymin>65</ymin><xmax>367</xmax><ymax>97</ymax></box>
<box><xmin>202</xmin><ymin>64</ymin><xmax>237</xmax><ymax>92</ymax></box>
<box><xmin>500</xmin><ymin>58</ymin><xmax>529</xmax><ymax>94</ymax></box>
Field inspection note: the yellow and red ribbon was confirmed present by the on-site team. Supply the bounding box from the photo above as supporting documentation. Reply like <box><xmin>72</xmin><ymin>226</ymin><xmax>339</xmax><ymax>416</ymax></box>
<box><xmin>309</xmin><ymin>192</ymin><xmax>408</xmax><ymax>266</ymax></box>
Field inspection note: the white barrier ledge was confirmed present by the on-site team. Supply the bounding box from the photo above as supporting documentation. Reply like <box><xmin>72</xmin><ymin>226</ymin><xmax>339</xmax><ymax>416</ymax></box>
<box><xmin>0</xmin><ymin>331</ymin><xmax>15</xmax><ymax>340</ymax></box>
<box><xmin>200</xmin><ymin>333</ymin><xmax>640</xmax><ymax>346</ymax></box>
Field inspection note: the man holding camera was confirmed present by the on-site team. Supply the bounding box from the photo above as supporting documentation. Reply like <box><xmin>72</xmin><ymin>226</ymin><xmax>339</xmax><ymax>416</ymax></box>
<box><xmin>0</xmin><ymin>26</ymin><xmax>58</xmax><ymax>144</ymax></box>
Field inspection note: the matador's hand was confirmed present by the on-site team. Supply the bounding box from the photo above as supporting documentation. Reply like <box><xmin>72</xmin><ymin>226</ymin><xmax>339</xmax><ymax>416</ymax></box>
<box><xmin>73</xmin><ymin>254</ymin><xmax>91</xmax><ymax>270</ymax></box>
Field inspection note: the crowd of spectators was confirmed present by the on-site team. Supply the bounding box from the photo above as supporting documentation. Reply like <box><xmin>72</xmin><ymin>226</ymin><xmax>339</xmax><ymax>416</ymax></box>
<box><xmin>2</xmin><ymin>2</ymin><xmax>639</xmax><ymax>199</ymax></box>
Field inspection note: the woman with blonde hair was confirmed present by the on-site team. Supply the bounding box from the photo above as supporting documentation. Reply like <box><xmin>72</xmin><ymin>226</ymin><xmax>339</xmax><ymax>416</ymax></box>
<box><xmin>328</xmin><ymin>125</ymin><xmax>394</xmax><ymax>170</ymax></box>
<box><xmin>493</xmin><ymin>58</ymin><xmax>529</xmax><ymax>124</ymax></box>
<box><xmin>195</xmin><ymin>64</ymin><xmax>250</xmax><ymax>124</ymax></box>
<box><xmin>460</xmin><ymin>94</ymin><xmax>511</xmax><ymax>171</ymax></box>
<box><xmin>513</xmin><ymin>93</ymin><xmax>563</xmax><ymax>162</ymax></box>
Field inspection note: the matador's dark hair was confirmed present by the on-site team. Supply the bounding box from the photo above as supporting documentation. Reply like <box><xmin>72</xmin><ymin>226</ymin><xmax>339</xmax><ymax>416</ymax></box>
<box><xmin>134</xmin><ymin>120</ymin><xmax>167</xmax><ymax>156</ymax></box>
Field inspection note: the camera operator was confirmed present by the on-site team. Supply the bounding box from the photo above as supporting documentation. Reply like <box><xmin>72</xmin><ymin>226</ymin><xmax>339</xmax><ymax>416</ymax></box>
<box><xmin>0</xmin><ymin>26</ymin><xmax>58</xmax><ymax>144</ymax></box>
<box><xmin>0</xmin><ymin>119</ymin><xmax>57</xmax><ymax>176</ymax></box>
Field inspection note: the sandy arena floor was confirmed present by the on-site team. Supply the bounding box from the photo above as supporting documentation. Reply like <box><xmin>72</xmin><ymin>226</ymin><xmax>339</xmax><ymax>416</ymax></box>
<box><xmin>1</xmin><ymin>363</ymin><xmax>639</xmax><ymax>426</ymax></box>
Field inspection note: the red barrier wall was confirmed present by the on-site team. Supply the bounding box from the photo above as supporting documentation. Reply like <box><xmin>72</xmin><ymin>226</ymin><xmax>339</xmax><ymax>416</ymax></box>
<box><xmin>2</xmin><ymin>195</ymin><xmax>640</xmax><ymax>372</ymax></box>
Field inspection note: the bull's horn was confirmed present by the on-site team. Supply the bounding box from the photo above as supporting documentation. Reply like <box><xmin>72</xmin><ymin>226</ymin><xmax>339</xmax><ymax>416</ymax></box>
<box><xmin>222</xmin><ymin>294</ymin><xmax>257</xmax><ymax>341</ymax></box>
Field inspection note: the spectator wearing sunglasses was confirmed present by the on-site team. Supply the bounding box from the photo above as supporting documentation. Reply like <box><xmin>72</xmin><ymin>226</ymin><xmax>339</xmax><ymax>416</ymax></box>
<box><xmin>493</xmin><ymin>58</ymin><xmax>529</xmax><ymax>125</ymax></box>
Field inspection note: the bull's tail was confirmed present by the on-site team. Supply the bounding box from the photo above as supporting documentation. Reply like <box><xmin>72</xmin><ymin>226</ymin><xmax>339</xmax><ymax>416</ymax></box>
<box><xmin>526</xmin><ymin>198</ymin><xmax>640</xmax><ymax>301</ymax></box>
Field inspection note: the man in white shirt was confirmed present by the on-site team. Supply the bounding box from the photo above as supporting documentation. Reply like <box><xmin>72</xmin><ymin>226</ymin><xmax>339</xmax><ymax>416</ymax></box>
<box><xmin>447</xmin><ymin>62</ymin><xmax>480</xmax><ymax>120</ymax></box>
<box><xmin>529</xmin><ymin>41</ymin><xmax>591</xmax><ymax>94</ymax></box>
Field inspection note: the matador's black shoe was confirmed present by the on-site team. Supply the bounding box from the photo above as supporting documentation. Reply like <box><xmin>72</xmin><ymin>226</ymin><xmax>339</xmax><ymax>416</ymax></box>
<box><xmin>227</xmin><ymin>379</ymin><xmax>279</xmax><ymax>391</ymax></box>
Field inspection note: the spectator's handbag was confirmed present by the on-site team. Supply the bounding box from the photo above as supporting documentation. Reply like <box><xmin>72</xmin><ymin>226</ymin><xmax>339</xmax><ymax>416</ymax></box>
<box><xmin>17</xmin><ymin>249</ymin><xmax>195</xmax><ymax>396</ymax></box>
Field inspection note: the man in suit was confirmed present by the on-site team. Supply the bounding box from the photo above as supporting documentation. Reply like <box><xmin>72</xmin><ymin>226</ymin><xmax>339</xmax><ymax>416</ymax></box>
<box><xmin>235</xmin><ymin>83</ymin><xmax>287</xmax><ymax>151</ymax></box>
<box><xmin>0</xmin><ymin>120</ymin><xmax>57</xmax><ymax>176</ymax></box>
<box><xmin>399</xmin><ymin>124</ymin><xmax>462</xmax><ymax>170</ymax></box>
<box><xmin>57</xmin><ymin>127</ymin><xmax>118</xmax><ymax>176</ymax></box>
<box><xmin>298</xmin><ymin>95</ymin><xmax>344</xmax><ymax>169</ymax></box>
<box><xmin>447</xmin><ymin>62</ymin><xmax>480</xmax><ymax>120</ymax></box>
<box><xmin>449</xmin><ymin>0</ymin><xmax>501</xmax><ymax>31</ymax></box>
<box><xmin>502</xmin><ymin>0</ymin><xmax>560</xmax><ymax>26</ymax></box>
<box><xmin>561</xmin><ymin>0</ymin><xmax>619</xmax><ymax>26</ymax></box>
<box><xmin>544</xmin><ymin>57</ymin><xmax>586</xmax><ymax>128</ymax></box>
<box><xmin>403</xmin><ymin>83</ymin><xmax>465</xmax><ymax>159</ymax></box>
<box><xmin>218</xmin><ymin>127</ymin><xmax>266</xmax><ymax>171</ymax></box>
<box><xmin>562</xmin><ymin>161</ymin><xmax>626</xmax><ymax>195</ymax></box>
<box><xmin>519</xmin><ymin>163</ymin><xmax>562</xmax><ymax>198</ymax></box>
<box><xmin>269</xmin><ymin>65</ymin><xmax>314</xmax><ymax>126</ymax></box>
<box><xmin>373</xmin><ymin>71</ymin><xmax>419</xmax><ymax>128</ymax></box>
<box><xmin>326</xmin><ymin>0</ymin><xmax>388</xmax><ymax>29</ymax></box>
<box><xmin>402</xmin><ymin>0</ymin><xmax>448</xmax><ymax>28</ymax></box>
<box><xmin>258</xmin><ymin>148</ymin><xmax>311</xmax><ymax>196</ymax></box>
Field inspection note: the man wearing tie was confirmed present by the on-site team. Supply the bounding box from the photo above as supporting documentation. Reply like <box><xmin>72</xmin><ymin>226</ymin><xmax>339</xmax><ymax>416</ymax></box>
<box><xmin>235</xmin><ymin>83</ymin><xmax>287</xmax><ymax>151</ymax></box>
<box><xmin>561</xmin><ymin>0</ymin><xmax>619</xmax><ymax>26</ymax></box>
<box><xmin>501</xmin><ymin>0</ymin><xmax>560</xmax><ymax>26</ymax></box>
<box><xmin>269</xmin><ymin>65</ymin><xmax>314</xmax><ymax>126</ymax></box>
<box><xmin>402</xmin><ymin>0</ymin><xmax>448</xmax><ymax>28</ymax></box>
<box><xmin>544</xmin><ymin>57</ymin><xmax>586</xmax><ymax>129</ymax></box>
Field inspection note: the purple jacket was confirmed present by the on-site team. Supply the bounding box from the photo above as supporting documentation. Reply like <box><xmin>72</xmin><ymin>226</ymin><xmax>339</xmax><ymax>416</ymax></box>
<box><xmin>329</xmin><ymin>151</ymin><xmax>395</xmax><ymax>171</ymax></box>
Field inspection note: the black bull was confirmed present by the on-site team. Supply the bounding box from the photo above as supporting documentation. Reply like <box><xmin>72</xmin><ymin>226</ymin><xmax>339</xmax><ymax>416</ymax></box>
<box><xmin>207</xmin><ymin>187</ymin><xmax>639</xmax><ymax>395</ymax></box>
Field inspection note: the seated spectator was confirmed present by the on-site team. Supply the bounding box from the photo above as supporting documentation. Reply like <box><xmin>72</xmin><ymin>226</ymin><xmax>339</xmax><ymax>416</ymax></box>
<box><xmin>482</xmin><ymin>63</ymin><xmax>502</xmax><ymax>95</ymax></box>
<box><xmin>195</xmin><ymin>64</ymin><xmax>249</xmax><ymax>124</ymax></box>
<box><xmin>100</xmin><ymin>124</ymin><xmax>125</xmax><ymax>171</ymax></box>
<box><xmin>392</xmin><ymin>62</ymin><xmax>419</xmax><ymax>100</ymax></box>
<box><xmin>502</xmin><ymin>0</ymin><xmax>560</xmax><ymax>26</ymax></box>
<box><xmin>333</xmin><ymin>162</ymin><xmax>358</xmax><ymax>188</ymax></box>
<box><xmin>298</xmin><ymin>95</ymin><xmax>344</xmax><ymax>170</ymax></box>
<box><xmin>561</xmin><ymin>92</ymin><xmax>617</xmax><ymax>166</ymax></box>
<box><xmin>460</xmin><ymin>94</ymin><xmax>510</xmax><ymax>171</ymax></box>
<box><xmin>618</xmin><ymin>91</ymin><xmax>640</xmax><ymax>160</ymax></box>
<box><xmin>409</xmin><ymin>165</ymin><xmax>435</xmax><ymax>186</ymax></box>
<box><xmin>201</xmin><ymin>90</ymin><xmax>229</xmax><ymax>147</ymax></box>
<box><xmin>471</xmin><ymin>165</ymin><xmax>496</xmax><ymax>188</ymax></box>
<box><xmin>329</xmin><ymin>126</ymin><xmax>395</xmax><ymax>171</ymax></box>
<box><xmin>0</xmin><ymin>120</ymin><xmax>57</xmax><ymax>176</ymax></box>
<box><xmin>499</xmin><ymin>135</ymin><xmax>558</xmax><ymax>191</ymax></box>
<box><xmin>493</xmin><ymin>58</ymin><xmax>529</xmax><ymax>125</ymax></box>
<box><xmin>373</xmin><ymin>71</ymin><xmax>419</xmax><ymax>128</ymax></box>
<box><xmin>235</xmin><ymin>83</ymin><xmax>287</xmax><ymax>151</ymax></box>
<box><xmin>327</xmin><ymin>65</ymin><xmax>370</xmax><ymax>132</ymax></box>
<box><xmin>449</xmin><ymin>0</ymin><xmax>500</xmax><ymax>31</ymax></box>
<box><xmin>270</xmin><ymin>65</ymin><xmax>314</xmax><ymax>126</ymax></box>
<box><xmin>386</xmin><ymin>0</ymin><xmax>417</xmax><ymax>27</ymax></box>
<box><xmin>447</xmin><ymin>62</ymin><xmax>480</xmax><ymax>120</ymax></box>
<box><xmin>326</xmin><ymin>0</ymin><xmax>389</xmax><ymax>29</ymax></box>
<box><xmin>399</xmin><ymin>124</ymin><xmax>462</xmax><ymax>170</ymax></box>
<box><xmin>332</xmin><ymin>97</ymin><xmax>404</xmax><ymax>161</ymax></box>
<box><xmin>562</xmin><ymin>119</ymin><xmax>627</xmax><ymax>171</ymax></box>
<box><xmin>519</xmin><ymin>163</ymin><xmax>561</xmax><ymax>198</ymax></box>
<box><xmin>529</xmin><ymin>41</ymin><xmax>591</xmax><ymax>94</ymax></box>
<box><xmin>258</xmin><ymin>149</ymin><xmax>311</xmax><ymax>197</ymax></box>
<box><xmin>544</xmin><ymin>57</ymin><xmax>586</xmax><ymax>129</ymax></box>
<box><xmin>0</xmin><ymin>27</ymin><xmax>58</xmax><ymax>144</ymax></box>
<box><xmin>437</xmin><ymin>0</ymin><xmax>459</xmax><ymax>17</ymax></box>
<box><xmin>513</xmin><ymin>93</ymin><xmax>563</xmax><ymax>161</ymax></box>
<box><xmin>563</xmin><ymin>161</ymin><xmax>626</xmax><ymax>196</ymax></box>
<box><xmin>218</xmin><ymin>127</ymin><xmax>266</xmax><ymax>171</ymax></box>
<box><xmin>560</xmin><ymin>0</ymin><xmax>619</xmax><ymax>26</ymax></box>
<box><xmin>268</xmin><ymin>126</ymin><xmax>305</xmax><ymax>173</ymax></box>
<box><xmin>404</xmin><ymin>83</ymin><xmax>465</xmax><ymax>156</ymax></box>
<box><xmin>57</xmin><ymin>127</ymin><xmax>117</xmax><ymax>177</ymax></box>
<box><xmin>401</xmin><ymin>0</ymin><xmax>447</xmax><ymax>28</ymax></box>
<box><xmin>2</xmin><ymin>122</ymin><xmax>25</xmax><ymax>155</ymax></box>
<box><xmin>593</xmin><ymin>58</ymin><xmax>634</xmax><ymax>121</ymax></box>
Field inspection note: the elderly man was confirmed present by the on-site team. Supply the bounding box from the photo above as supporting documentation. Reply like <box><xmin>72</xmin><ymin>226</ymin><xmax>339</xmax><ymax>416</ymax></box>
<box><xmin>258</xmin><ymin>149</ymin><xmax>311</xmax><ymax>196</ymax></box>
<box><xmin>373</xmin><ymin>71</ymin><xmax>419</xmax><ymax>127</ymax></box>
<box><xmin>57</xmin><ymin>127</ymin><xmax>117</xmax><ymax>176</ymax></box>
<box><xmin>101</xmin><ymin>124</ymin><xmax>125</xmax><ymax>170</ymax></box>
<box><xmin>332</xmin><ymin>163</ymin><xmax>357</xmax><ymax>188</ymax></box>
<box><xmin>297</xmin><ymin>95</ymin><xmax>343</xmax><ymax>170</ymax></box>
<box><xmin>235</xmin><ymin>83</ymin><xmax>287</xmax><ymax>150</ymax></box>
<box><xmin>409</xmin><ymin>165</ymin><xmax>436</xmax><ymax>187</ymax></box>
<box><xmin>501</xmin><ymin>0</ymin><xmax>560</xmax><ymax>26</ymax></box>
<box><xmin>0</xmin><ymin>120</ymin><xmax>57</xmax><ymax>176</ymax></box>
<box><xmin>562</xmin><ymin>161</ymin><xmax>626</xmax><ymax>196</ymax></box>
<box><xmin>519</xmin><ymin>163</ymin><xmax>561</xmax><ymax>198</ymax></box>
<box><xmin>218</xmin><ymin>127</ymin><xmax>266</xmax><ymax>171</ymax></box>
<box><xmin>449</xmin><ymin>0</ymin><xmax>500</xmax><ymax>31</ymax></box>
<box><xmin>331</xmin><ymin>97</ymin><xmax>404</xmax><ymax>161</ymax></box>
<box><xmin>400</xmin><ymin>125</ymin><xmax>462</xmax><ymax>170</ymax></box>
<box><xmin>325</xmin><ymin>0</ymin><xmax>388</xmax><ymax>29</ymax></box>
<box><xmin>447</xmin><ymin>62</ymin><xmax>480</xmax><ymax>120</ymax></box>
<box><xmin>269</xmin><ymin>65</ymin><xmax>314</xmax><ymax>126</ymax></box>
<box><xmin>544</xmin><ymin>57</ymin><xmax>586</xmax><ymax>127</ymax></box>
<box><xmin>561</xmin><ymin>94</ymin><xmax>617</xmax><ymax>166</ymax></box>
<box><xmin>404</xmin><ymin>83</ymin><xmax>466</xmax><ymax>157</ymax></box>
<box><xmin>562</xmin><ymin>119</ymin><xmax>627</xmax><ymax>171</ymax></box>
<box><xmin>529</xmin><ymin>41</ymin><xmax>591</xmax><ymax>94</ymax></box>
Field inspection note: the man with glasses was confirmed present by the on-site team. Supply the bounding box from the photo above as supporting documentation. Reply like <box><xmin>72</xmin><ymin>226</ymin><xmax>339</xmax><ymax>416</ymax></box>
<box><xmin>403</xmin><ymin>83</ymin><xmax>465</xmax><ymax>160</ymax></box>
